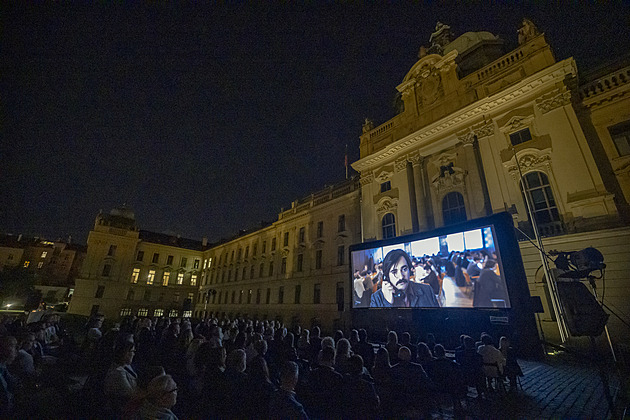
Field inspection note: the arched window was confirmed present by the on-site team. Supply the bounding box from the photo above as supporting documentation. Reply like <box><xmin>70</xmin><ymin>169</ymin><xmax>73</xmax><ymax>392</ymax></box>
<box><xmin>442</xmin><ymin>192</ymin><xmax>467</xmax><ymax>225</ymax></box>
<box><xmin>520</xmin><ymin>171</ymin><xmax>560</xmax><ymax>226</ymax></box>
<box><xmin>381</xmin><ymin>213</ymin><xmax>396</xmax><ymax>239</ymax></box>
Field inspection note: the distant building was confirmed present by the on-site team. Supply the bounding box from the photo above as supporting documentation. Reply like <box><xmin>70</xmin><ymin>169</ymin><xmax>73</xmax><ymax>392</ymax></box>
<box><xmin>68</xmin><ymin>206</ymin><xmax>204</xmax><ymax>319</ymax></box>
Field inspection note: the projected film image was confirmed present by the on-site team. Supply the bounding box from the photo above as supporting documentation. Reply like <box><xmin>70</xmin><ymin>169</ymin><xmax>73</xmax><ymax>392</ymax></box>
<box><xmin>351</xmin><ymin>226</ymin><xmax>510</xmax><ymax>309</ymax></box>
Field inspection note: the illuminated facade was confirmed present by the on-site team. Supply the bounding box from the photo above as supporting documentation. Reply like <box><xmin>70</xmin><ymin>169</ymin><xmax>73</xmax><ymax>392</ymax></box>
<box><xmin>352</xmin><ymin>22</ymin><xmax>630</xmax><ymax>345</ymax></box>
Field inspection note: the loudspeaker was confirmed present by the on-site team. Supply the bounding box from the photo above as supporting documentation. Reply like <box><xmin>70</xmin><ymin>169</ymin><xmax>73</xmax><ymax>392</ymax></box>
<box><xmin>556</xmin><ymin>282</ymin><xmax>609</xmax><ymax>337</ymax></box>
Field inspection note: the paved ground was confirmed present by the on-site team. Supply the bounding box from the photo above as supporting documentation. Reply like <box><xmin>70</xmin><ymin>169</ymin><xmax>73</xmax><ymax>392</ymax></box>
<box><xmin>435</xmin><ymin>352</ymin><xmax>626</xmax><ymax>419</ymax></box>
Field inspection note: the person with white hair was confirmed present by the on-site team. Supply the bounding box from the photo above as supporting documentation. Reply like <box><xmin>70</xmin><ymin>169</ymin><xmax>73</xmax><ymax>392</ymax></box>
<box><xmin>135</xmin><ymin>374</ymin><xmax>179</xmax><ymax>420</ymax></box>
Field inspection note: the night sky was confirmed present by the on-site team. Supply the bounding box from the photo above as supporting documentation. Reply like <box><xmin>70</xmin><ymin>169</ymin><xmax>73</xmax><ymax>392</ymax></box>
<box><xmin>2</xmin><ymin>3</ymin><xmax>630</xmax><ymax>245</ymax></box>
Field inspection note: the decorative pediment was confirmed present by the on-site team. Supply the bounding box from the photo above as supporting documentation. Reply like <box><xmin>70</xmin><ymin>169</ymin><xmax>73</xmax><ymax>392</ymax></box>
<box><xmin>497</xmin><ymin>107</ymin><xmax>535</xmax><ymax>134</ymax></box>
<box><xmin>432</xmin><ymin>151</ymin><xmax>458</xmax><ymax>169</ymax></box>
<box><xmin>373</xmin><ymin>166</ymin><xmax>394</xmax><ymax>183</ymax></box>
<box><xmin>536</xmin><ymin>88</ymin><xmax>572</xmax><ymax>114</ymax></box>
<box><xmin>281</xmin><ymin>249</ymin><xmax>290</xmax><ymax>258</ymax></box>
<box><xmin>314</xmin><ymin>240</ymin><xmax>325</xmax><ymax>250</ymax></box>
<box><xmin>503</xmin><ymin>147</ymin><xmax>552</xmax><ymax>179</ymax></box>
<box><xmin>376</xmin><ymin>197</ymin><xmax>399</xmax><ymax>217</ymax></box>
<box><xmin>431</xmin><ymin>166</ymin><xmax>467</xmax><ymax>194</ymax></box>
<box><xmin>335</xmin><ymin>235</ymin><xmax>347</xmax><ymax>245</ymax></box>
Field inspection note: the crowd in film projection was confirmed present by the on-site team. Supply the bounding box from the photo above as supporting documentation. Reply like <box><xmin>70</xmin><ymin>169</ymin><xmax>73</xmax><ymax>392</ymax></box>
<box><xmin>0</xmin><ymin>312</ymin><xmax>524</xmax><ymax>419</ymax></box>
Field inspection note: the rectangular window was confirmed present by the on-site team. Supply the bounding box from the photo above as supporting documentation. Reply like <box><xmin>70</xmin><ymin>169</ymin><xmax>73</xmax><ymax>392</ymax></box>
<box><xmin>194</xmin><ymin>259</ymin><xmax>200</xmax><ymax>269</ymax></box>
<box><xmin>224</xmin><ymin>292</ymin><xmax>228</xmax><ymax>304</ymax></box>
<box><xmin>281</xmin><ymin>257</ymin><xmax>287</xmax><ymax>274</ymax></box>
<box><xmin>380</xmin><ymin>181</ymin><xmax>391</xmax><ymax>193</ymax></box>
<box><xmin>337</xmin><ymin>245</ymin><xmax>345</xmax><ymax>266</ymax></box>
<box><xmin>242</xmin><ymin>267</ymin><xmax>247</xmax><ymax>280</ymax></box>
<box><xmin>294</xmin><ymin>285</ymin><xmax>301</xmax><ymax>304</ymax></box>
<box><xmin>299</xmin><ymin>227</ymin><xmax>305</xmax><ymax>243</ymax></box>
<box><xmin>256</xmin><ymin>289</ymin><xmax>261</xmax><ymax>304</ymax></box>
<box><xmin>247</xmin><ymin>289</ymin><xmax>252</xmax><ymax>304</ymax></box>
<box><xmin>138</xmin><ymin>308</ymin><xmax>148</xmax><ymax>317</ymax></box>
<box><xmin>283</xmin><ymin>232</ymin><xmax>289</xmax><ymax>247</ymax></box>
<box><xmin>250</xmin><ymin>265</ymin><xmax>255</xmax><ymax>279</ymax></box>
<box><xmin>509</xmin><ymin>128</ymin><xmax>533</xmax><ymax>146</ymax></box>
<box><xmin>231</xmin><ymin>250</ymin><xmax>235</xmax><ymax>262</ymax></box>
<box><xmin>39</xmin><ymin>251</ymin><xmax>47</xmax><ymax>259</ymax></box>
<box><xmin>177</xmin><ymin>273</ymin><xmax>184</xmax><ymax>285</ymax></box>
<box><xmin>239</xmin><ymin>290</ymin><xmax>243</xmax><ymax>304</ymax></box>
<box><xmin>231</xmin><ymin>291</ymin><xmax>236</xmax><ymax>304</ymax></box>
<box><xmin>183</xmin><ymin>310</ymin><xmax>192</xmax><ymax>318</ymax></box>
<box><xmin>338</xmin><ymin>214</ymin><xmax>345</xmax><ymax>232</ymax></box>
<box><xmin>336</xmin><ymin>282</ymin><xmax>345</xmax><ymax>311</ymax></box>
<box><xmin>237</xmin><ymin>249</ymin><xmax>242</xmax><ymax>261</ymax></box>
<box><xmin>191</xmin><ymin>274</ymin><xmax>197</xmax><ymax>286</ymax></box>
<box><xmin>162</xmin><ymin>271</ymin><xmax>170</xmax><ymax>286</ymax></box>
<box><xmin>266</xmin><ymin>288</ymin><xmax>271</xmax><ymax>304</ymax></box>
<box><xmin>137</xmin><ymin>251</ymin><xmax>144</xmax><ymax>261</ymax></box>
<box><xmin>37</xmin><ymin>261</ymin><xmax>44</xmax><ymax>269</ymax></box>
<box><xmin>314</xmin><ymin>283</ymin><xmax>321</xmax><ymax>304</ymax></box>
<box><xmin>120</xmin><ymin>308</ymin><xmax>132</xmax><ymax>317</ymax></box>
<box><xmin>203</xmin><ymin>259</ymin><xmax>208</xmax><ymax>269</ymax></box>
<box><xmin>95</xmin><ymin>285</ymin><xmax>105</xmax><ymax>298</ymax></box>
<box><xmin>167</xmin><ymin>255</ymin><xmax>174</xmax><ymax>265</ymax></box>
<box><xmin>228</xmin><ymin>270</ymin><xmax>232</xmax><ymax>282</ymax></box>
<box><xmin>131</xmin><ymin>268</ymin><xmax>140</xmax><ymax>283</ymax></box>
<box><xmin>147</xmin><ymin>270</ymin><xmax>155</xmax><ymax>285</ymax></box>
<box><xmin>127</xmin><ymin>289</ymin><xmax>135</xmax><ymax>300</ymax></box>
<box><xmin>262</xmin><ymin>241</ymin><xmax>266</xmax><ymax>254</ymax></box>
<box><xmin>315</xmin><ymin>250</ymin><xmax>322</xmax><ymax>269</ymax></box>
<box><xmin>297</xmin><ymin>254</ymin><xmax>303</xmax><ymax>272</ymax></box>
<box><xmin>170</xmin><ymin>309</ymin><xmax>179</xmax><ymax>318</ymax></box>
<box><xmin>144</xmin><ymin>290</ymin><xmax>152</xmax><ymax>301</ymax></box>
<box><xmin>102</xmin><ymin>264</ymin><xmax>111</xmax><ymax>277</ymax></box>
<box><xmin>180</xmin><ymin>257</ymin><xmax>188</xmax><ymax>268</ymax></box>
<box><xmin>245</xmin><ymin>246</ymin><xmax>249</xmax><ymax>258</ymax></box>
<box><xmin>154</xmin><ymin>309</ymin><xmax>164</xmax><ymax>317</ymax></box>
<box><xmin>253</xmin><ymin>243</ymin><xmax>258</xmax><ymax>256</ymax></box>
<box><xmin>609</xmin><ymin>120</ymin><xmax>630</xmax><ymax>156</ymax></box>
<box><xmin>269</xmin><ymin>262</ymin><xmax>274</xmax><ymax>276</ymax></box>
<box><xmin>259</xmin><ymin>263</ymin><xmax>265</xmax><ymax>277</ymax></box>
<box><xmin>271</xmin><ymin>238</ymin><xmax>276</xmax><ymax>251</ymax></box>
<box><xmin>278</xmin><ymin>286</ymin><xmax>284</xmax><ymax>304</ymax></box>
<box><xmin>317</xmin><ymin>221</ymin><xmax>324</xmax><ymax>238</ymax></box>
<box><xmin>152</xmin><ymin>253</ymin><xmax>160</xmax><ymax>264</ymax></box>
<box><xmin>107</xmin><ymin>245</ymin><xmax>117</xmax><ymax>256</ymax></box>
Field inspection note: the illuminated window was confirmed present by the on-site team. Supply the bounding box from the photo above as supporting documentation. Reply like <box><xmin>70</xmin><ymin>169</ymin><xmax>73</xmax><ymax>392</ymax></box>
<box><xmin>136</xmin><ymin>251</ymin><xmax>144</xmax><ymax>261</ymax></box>
<box><xmin>278</xmin><ymin>286</ymin><xmax>284</xmax><ymax>304</ymax></box>
<box><xmin>337</xmin><ymin>245</ymin><xmax>345</xmax><ymax>266</ymax></box>
<box><xmin>281</xmin><ymin>257</ymin><xmax>287</xmax><ymax>274</ymax></box>
<box><xmin>315</xmin><ymin>250</ymin><xmax>322</xmax><ymax>269</ymax></box>
<box><xmin>154</xmin><ymin>309</ymin><xmax>164</xmax><ymax>317</ymax></box>
<box><xmin>191</xmin><ymin>274</ymin><xmax>197</xmax><ymax>286</ymax></box>
<box><xmin>208</xmin><ymin>257</ymin><xmax>212</xmax><ymax>268</ymax></box>
<box><xmin>297</xmin><ymin>254</ymin><xmax>303</xmax><ymax>272</ymax></box>
<box><xmin>194</xmin><ymin>259</ymin><xmax>200</xmax><ymax>269</ymax></box>
<box><xmin>177</xmin><ymin>273</ymin><xmax>184</xmax><ymax>285</ymax></box>
<box><xmin>509</xmin><ymin>128</ymin><xmax>532</xmax><ymax>146</ymax></box>
<box><xmin>147</xmin><ymin>270</ymin><xmax>155</xmax><ymax>285</ymax></box>
<box><xmin>136</xmin><ymin>308</ymin><xmax>147</xmax><ymax>317</ymax></box>
<box><xmin>380</xmin><ymin>181</ymin><xmax>391</xmax><ymax>193</ymax></box>
<box><xmin>38</xmin><ymin>261</ymin><xmax>44</xmax><ymax>269</ymax></box>
<box><xmin>317</xmin><ymin>222</ymin><xmax>324</xmax><ymax>239</ymax></box>
<box><xmin>102</xmin><ymin>264</ymin><xmax>111</xmax><ymax>276</ymax></box>
<box><xmin>120</xmin><ymin>308</ymin><xmax>132</xmax><ymax>317</ymax></box>
<box><xmin>41</xmin><ymin>251</ymin><xmax>48</xmax><ymax>259</ymax></box>
<box><xmin>166</xmin><ymin>255</ymin><xmax>174</xmax><ymax>265</ymax></box>
<box><xmin>131</xmin><ymin>268</ymin><xmax>140</xmax><ymax>284</ymax></box>
<box><xmin>382</xmin><ymin>213</ymin><xmax>396</xmax><ymax>239</ymax></box>
<box><xmin>180</xmin><ymin>257</ymin><xmax>187</xmax><ymax>268</ymax></box>
<box><xmin>170</xmin><ymin>309</ymin><xmax>179</xmax><ymax>317</ymax></box>
<box><xmin>609</xmin><ymin>120</ymin><xmax>630</xmax><ymax>156</ymax></box>
<box><xmin>183</xmin><ymin>310</ymin><xmax>192</xmax><ymax>318</ymax></box>
<box><xmin>203</xmin><ymin>259</ymin><xmax>208</xmax><ymax>269</ymax></box>
<box><xmin>294</xmin><ymin>285</ymin><xmax>301</xmax><ymax>304</ymax></box>
<box><xmin>314</xmin><ymin>284</ymin><xmax>321</xmax><ymax>304</ymax></box>
<box><xmin>23</xmin><ymin>261</ymin><xmax>30</xmax><ymax>268</ymax></box>
<box><xmin>163</xmin><ymin>272</ymin><xmax>170</xmax><ymax>286</ymax></box>
<box><xmin>108</xmin><ymin>245</ymin><xmax>117</xmax><ymax>257</ymax></box>
<box><xmin>152</xmin><ymin>253</ymin><xmax>159</xmax><ymax>264</ymax></box>
<box><xmin>338</xmin><ymin>215</ymin><xmax>345</xmax><ymax>232</ymax></box>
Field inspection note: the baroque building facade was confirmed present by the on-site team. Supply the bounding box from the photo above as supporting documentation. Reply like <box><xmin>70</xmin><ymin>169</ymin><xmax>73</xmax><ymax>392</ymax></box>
<box><xmin>352</xmin><ymin>22</ymin><xmax>630</xmax><ymax>346</ymax></box>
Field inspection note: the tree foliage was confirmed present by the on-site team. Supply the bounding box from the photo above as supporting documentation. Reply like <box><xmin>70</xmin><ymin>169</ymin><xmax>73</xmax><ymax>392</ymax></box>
<box><xmin>0</xmin><ymin>266</ymin><xmax>36</xmax><ymax>303</ymax></box>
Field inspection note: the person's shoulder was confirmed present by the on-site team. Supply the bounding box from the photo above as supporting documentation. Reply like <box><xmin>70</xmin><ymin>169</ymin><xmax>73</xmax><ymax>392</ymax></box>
<box><xmin>370</xmin><ymin>289</ymin><xmax>384</xmax><ymax>306</ymax></box>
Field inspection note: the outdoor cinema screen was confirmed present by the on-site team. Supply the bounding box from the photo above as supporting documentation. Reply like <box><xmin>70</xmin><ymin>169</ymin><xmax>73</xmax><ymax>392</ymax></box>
<box><xmin>350</xmin><ymin>224</ymin><xmax>510</xmax><ymax>309</ymax></box>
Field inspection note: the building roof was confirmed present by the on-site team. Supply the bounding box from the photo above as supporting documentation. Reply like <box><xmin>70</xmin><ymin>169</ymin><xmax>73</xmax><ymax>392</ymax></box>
<box><xmin>139</xmin><ymin>230</ymin><xmax>204</xmax><ymax>251</ymax></box>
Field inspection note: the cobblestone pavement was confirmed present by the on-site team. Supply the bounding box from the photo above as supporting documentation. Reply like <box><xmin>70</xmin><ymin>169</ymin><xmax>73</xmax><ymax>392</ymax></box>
<box><xmin>432</xmin><ymin>353</ymin><xmax>625</xmax><ymax>419</ymax></box>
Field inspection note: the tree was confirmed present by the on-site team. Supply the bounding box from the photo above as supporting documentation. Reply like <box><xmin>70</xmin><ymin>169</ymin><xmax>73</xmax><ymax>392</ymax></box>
<box><xmin>0</xmin><ymin>266</ymin><xmax>36</xmax><ymax>306</ymax></box>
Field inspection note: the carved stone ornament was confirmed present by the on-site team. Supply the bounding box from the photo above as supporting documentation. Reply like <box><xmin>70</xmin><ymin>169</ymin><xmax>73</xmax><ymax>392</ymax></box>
<box><xmin>395</xmin><ymin>158</ymin><xmax>408</xmax><ymax>172</ymax></box>
<box><xmin>432</xmin><ymin>151</ymin><xmax>458</xmax><ymax>169</ymax></box>
<box><xmin>536</xmin><ymin>89</ymin><xmax>572</xmax><ymax>114</ymax></box>
<box><xmin>503</xmin><ymin>148</ymin><xmax>552</xmax><ymax>180</ymax></box>
<box><xmin>376</xmin><ymin>197</ymin><xmax>399</xmax><ymax>216</ymax></box>
<box><xmin>472</xmin><ymin>121</ymin><xmax>495</xmax><ymax>138</ymax></box>
<box><xmin>408</xmin><ymin>151</ymin><xmax>422</xmax><ymax>165</ymax></box>
<box><xmin>457</xmin><ymin>131</ymin><xmax>476</xmax><ymax>145</ymax></box>
<box><xmin>505</xmin><ymin>116</ymin><xmax>527</xmax><ymax>132</ymax></box>
<box><xmin>416</xmin><ymin>70</ymin><xmax>443</xmax><ymax>106</ymax></box>
<box><xmin>374</xmin><ymin>168</ymin><xmax>394</xmax><ymax>183</ymax></box>
<box><xmin>431</xmin><ymin>166</ymin><xmax>467</xmax><ymax>194</ymax></box>
<box><xmin>281</xmin><ymin>249</ymin><xmax>290</xmax><ymax>257</ymax></box>
<box><xmin>360</xmin><ymin>173</ymin><xmax>374</xmax><ymax>186</ymax></box>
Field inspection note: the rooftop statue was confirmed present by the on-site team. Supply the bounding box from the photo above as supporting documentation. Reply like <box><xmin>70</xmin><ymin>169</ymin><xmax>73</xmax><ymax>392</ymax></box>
<box><xmin>518</xmin><ymin>18</ymin><xmax>540</xmax><ymax>45</ymax></box>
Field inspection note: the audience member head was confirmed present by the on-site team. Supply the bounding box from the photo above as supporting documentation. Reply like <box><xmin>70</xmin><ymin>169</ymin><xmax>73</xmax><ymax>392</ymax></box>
<box><xmin>463</xmin><ymin>335</ymin><xmax>475</xmax><ymax>350</ymax></box>
<box><xmin>311</xmin><ymin>326</ymin><xmax>320</xmax><ymax>338</ymax></box>
<box><xmin>279</xmin><ymin>361</ymin><xmax>299</xmax><ymax>392</ymax></box>
<box><xmin>0</xmin><ymin>335</ymin><xmax>17</xmax><ymax>365</ymax></box>
<box><xmin>401</xmin><ymin>332</ymin><xmax>411</xmax><ymax>345</ymax></box>
<box><xmin>321</xmin><ymin>336</ymin><xmax>335</xmax><ymax>350</ymax></box>
<box><xmin>387</xmin><ymin>330</ymin><xmax>398</xmax><ymax>345</ymax></box>
<box><xmin>248</xmin><ymin>356</ymin><xmax>271</xmax><ymax>383</ymax></box>
<box><xmin>484</xmin><ymin>259</ymin><xmax>497</xmax><ymax>269</ymax></box>
<box><xmin>336</xmin><ymin>338</ymin><xmax>351</xmax><ymax>360</ymax></box>
<box><xmin>113</xmin><ymin>341</ymin><xmax>135</xmax><ymax>366</ymax></box>
<box><xmin>358</xmin><ymin>329</ymin><xmax>368</xmax><ymax>342</ymax></box>
<box><xmin>348</xmin><ymin>354</ymin><xmax>364</xmax><ymax>376</ymax></box>
<box><xmin>226</xmin><ymin>349</ymin><xmax>246</xmax><ymax>373</ymax></box>
<box><xmin>334</xmin><ymin>330</ymin><xmax>344</xmax><ymax>343</ymax></box>
<box><xmin>433</xmin><ymin>344</ymin><xmax>446</xmax><ymax>359</ymax></box>
<box><xmin>318</xmin><ymin>346</ymin><xmax>336</xmax><ymax>367</ymax></box>
<box><xmin>398</xmin><ymin>346</ymin><xmax>411</xmax><ymax>363</ymax></box>
<box><xmin>417</xmin><ymin>342</ymin><xmax>433</xmax><ymax>362</ymax></box>
<box><xmin>374</xmin><ymin>347</ymin><xmax>391</xmax><ymax>369</ymax></box>
<box><xmin>254</xmin><ymin>338</ymin><xmax>268</xmax><ymax>357</ymax></box>
<box><xmin>481</xmin><ymin>334</ymin><xmax>494</xmax><ymax>346</ymax></box>
<box><xmin>145</xmin><ymin>374</ymin><xmax>178</xmax><ymax>409</ymax></box>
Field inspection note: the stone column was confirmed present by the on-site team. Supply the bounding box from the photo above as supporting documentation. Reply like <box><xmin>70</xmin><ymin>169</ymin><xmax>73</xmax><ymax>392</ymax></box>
<box><xmin>460</xmin><ymin>132</ymin><xmax>486</xmax><ymax>218</ymax></box>
<box><xmin>410</xmin><ymin>153</ymin><xmax>427</xmax><ymax>231</ymax></box>
<box><xmin>472</xmin><ymin>122</ymin><xmax>495</xmax><ymax>216</ymax></box>
<box><xmin>406</xmin><ymin>160</ymin><xmax>420</xmax><ymax>233</ymax></box>
<box><xmin>420</xmin><ymin>157</ymin><xmax>435</xmax><ymax>230</ymax></box>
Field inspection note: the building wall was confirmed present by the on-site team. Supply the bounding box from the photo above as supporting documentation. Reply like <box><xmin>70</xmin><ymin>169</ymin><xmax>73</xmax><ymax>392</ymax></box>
<box><xmin>196</xmin><ymin>178</ymin><xmax>361</xmax><ymax>331</ymax></box>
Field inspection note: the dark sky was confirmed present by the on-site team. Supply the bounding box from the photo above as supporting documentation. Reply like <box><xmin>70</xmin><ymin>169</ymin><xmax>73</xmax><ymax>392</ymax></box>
<box><xmin>2</xmin><ymin>3</ymin><xmax>630</xmax><ymax>244</ymax></box>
